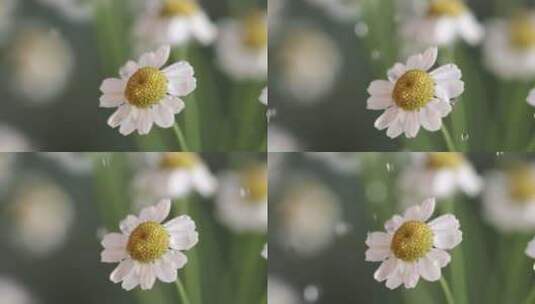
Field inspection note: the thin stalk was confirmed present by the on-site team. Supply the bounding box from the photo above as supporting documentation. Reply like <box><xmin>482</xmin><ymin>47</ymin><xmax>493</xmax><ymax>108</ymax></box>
<box><xmin>440</xmin><ymin>277</ymin><xmax>456</xmax><ymax>304</ymax></box>
<box><xmin>441</xmin><ymin>125</ymin><xmax>456</xmax><ymax>151</ymax></box>
<box><xmin>176</xmin><ymin>277</ymin><xmax>192</xmax><ymax>304</ymax></box>
<box><xmin>173</xmin><ymin>123</ymin><xmax>190</xmax><ymax>151</ymax></box>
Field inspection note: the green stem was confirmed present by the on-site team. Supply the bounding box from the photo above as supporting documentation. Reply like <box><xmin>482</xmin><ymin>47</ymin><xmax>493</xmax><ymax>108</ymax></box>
<box><xmin>176</xmin><ymin>277</ymin><xmax>192</xmax><ymax>304</ymax></box>
<box><xmin>440</xmin><ymin>277</ymin><xmax>456</xmax><ymax>304</ymax></box>
<box><xmin>173</xmin><ymin>123</ymin><xmax>190</xmax><ymax>151</ymax></box>
<box><xmin>441</xmin><ymin>124</ymin><xmax>456</xmax><ymax>151</ymax></box>
<box><xmin>523</xmin><ymin>288</ymin><xmax>535</xmax><ymax>304</ymax></box>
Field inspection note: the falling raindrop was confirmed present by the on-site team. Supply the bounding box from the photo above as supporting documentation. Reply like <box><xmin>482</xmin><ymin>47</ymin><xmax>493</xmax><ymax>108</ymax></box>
<box><xmin>496</xmin><ymin>152</ymin><xmax>504</xmax><ymax>157</ymax></box>
<box><xmin>354</xmin><ymin>22</ymin><xmax>369</xmax><ymax>38</ymax></box>
<box><xmin>386</xmin><ymin>162</ymin><xmax>394</xmax><ymax>173</ymax></box>
<box><xmin>267</xmin><ymin>108</ymin><xmax>277</xmax><ymax>123</ymax></box>
<box><xmin>460</xmin><ymin>132</ymin><xmax>470</xmax><ymax>142</ymax></box>
<box><xmin>303</xmin><ymin>285</ymin><xmax>320</xmax><ymax>303</ymax></box>
<box><xmin>101</xmin><ymin>156</ymin><xmax>111</xmax><ymax>167</ymax></box>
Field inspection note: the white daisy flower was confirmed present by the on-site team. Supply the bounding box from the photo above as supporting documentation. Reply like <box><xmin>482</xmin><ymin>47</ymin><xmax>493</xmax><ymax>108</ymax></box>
<box><xmin>215</xmin><ymin>164</ymin><xmax>267</xmax><ymax>233</ymax></box>
<box><xmin>216</xmin><ymin>10</ymin><xmax>267</xmax><ymax>81</ymax></box>
<box><xmin>278</xmin><ymin>179</ymin><xmax>340</xmax><ymax>256</ymax></box>
<box><xmin>367</xmin><ymin>47</ymin><xmax>464</xmax><ymax>139</ymax></box>
<box><xmin>268</xmin><ymin>277</ymin><xmax>301</xmax><ymax>304</ymax></box>
<box><xmin>482</xmin><ymin>164</ymin><xmax>535</xmax><ymax>233</ymax></box>
<box><xmin>99</xmin><ymin>45</ymin><xmax>196</xmax><ymax>136</ymax></box>
<box><xmin>0</xmin><ymin>125</ymin><xmax>32</xmax><ymax>152</ymax></box>
<box><xmin>259</xmin><ymin>87</ymin><xmax>268</xmax><ymax>105</ymax></box>
<box><xmin>304</xmin><ymin>0</ymin><xmax>361</xmax><ymax>22</ymax></box>
<box><xmin>134</xmin><ymin>0</ymin><xmax>217</xmax><ymax>49</ymax></box>
<box><xmin>399</xmin><ymin>153</ymin><xmax>481</xmax><ymax>205</ymax></box>
<box><xmin>132</xmin><ymin>152</ymin><xmax>217</xmax><ymax>206</ymax></box>
<box><xmin>0</xmin><ymin>277</ymin><xmax>34</xmax><ymax>304</ymax></box>
<box><xmin>9</xmin><ymin>26</ymin><xmax>74</xmax><ymax>104</ymax></box>
<box><xmin>261</xmin><ymin>243</ymin><xmax>268</xmax><ymax>259</ymax></box>
<box><xmin>365</xmin><ymin>198</ymin><xmax>462</xmax><ymax>289</ymax></box>
<box><xmin>277</xmin><ymin>26</ymin><xmax>341</xmax><ymax>104</ymax></box>
<box><xmin>100</xmin><ymin>199</ymin><xmax>198</xmax><ymax>291</ymax></box>
<box><xmin>526</xmin><ymin>237</ymin><xmax>535</xmax><ymax>269</ymax></box>
<box><xmin>36</xmin><ymin>0</ymin><xmax>93</xmax><ymax>22</ymax></box>
<box><xmin>9</xmin><ymin>176</ymin><xmax>74</xmax><ymax>257</ymax></box>
<box><xmin>402</xmin><ymin>0</ymin><xmax>484</xmax><ymax>47</ymax></box>
<box><xmin>484</xmin><ymin>12</ymin><xmax>535</xmax><ymax>80</ymax></box>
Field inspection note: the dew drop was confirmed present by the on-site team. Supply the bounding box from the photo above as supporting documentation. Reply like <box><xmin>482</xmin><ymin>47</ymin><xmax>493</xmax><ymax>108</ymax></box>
<box><xmin>496</xmin><ymin>152</ymin><xmax>504</xmax><ymax>157</ymax></box>
<box><xmin>460</xmin><ymin>132</ymin><xmax>470</xmax><ymax>142</ymax></box>
<box><xmin>303</xmin><ymin>285</ymin><xmax>320</xmax><ymax>303</ymax></box>
<box><xmin>386</xmin><ymin>162</ymin><xmax>394</xmax><ymax>173</ymax></box>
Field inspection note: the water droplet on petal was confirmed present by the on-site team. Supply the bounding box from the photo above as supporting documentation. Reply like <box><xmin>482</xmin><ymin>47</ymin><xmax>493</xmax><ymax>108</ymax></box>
<box><xmin>303</xmin><ymin>285</ymin><xmax>320</xmax><ymax>303</ymax></box>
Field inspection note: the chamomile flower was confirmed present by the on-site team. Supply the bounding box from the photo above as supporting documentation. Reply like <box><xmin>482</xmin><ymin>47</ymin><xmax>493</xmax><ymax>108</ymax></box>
<box><xmin>100</xmin><ymin>199</ymin><xmax>198</xmax><ymax>291</ymax></box>
<box><xmin>482</xmin><ymin>164</ymin><xmax>535</xmax><ymax>233</ymax></box>
<box><xmin>260</xmin><ymin>87</ymin><xmax>268</xmax><ymax>105</ymax></box>
<box><xmin>9</xmin><ymin>176</ymin><xmax>74</xmax><ymax>257</ymax></box>
<box><xmin>484</xmin><ymin>12</ymin><xmax>535</xmax><ymax>80</ymax></box>
<box><xmin>134</xmin><ymin>0</ymin><xmax>217</xmax><ymax>49</ymax></box>
<box><xmin>399</xmin><ymin>153</ymin><xmax>481</xmax><ymax>205</ymax></box>
<box><xmin>367</xmin><ymin>47</ymin><xmax>464</xmax><ymax>139</ymax></box>
<box><xmin>99</xmin><ymin>45</ymin><xmax>196</xmax><ymax>136</ymax></box>
<box><xmin>132</xmin><ymin>152</ymin><xmax>217</xmax><ymax>206</ymax></box>
<box><xmin>0</xmin><ymin>277</ymin><xmax>34</xmax><ymax>304</ymax></box>
<box><xmin>402</xmin><ymin>0</ymin><xmax>483</xmax><ymax>47</ymax></box>
<box><xmin>9</xmin><ymin>26</ymin><xmax>74</xmax><ymax>104</ymax></box>
<box><xmin>365</xmin><ymin>198</ymin><xmax>462</xmax><ymax>289</ymax></box>
<box><xmin>216</xmin><ymin>10</ymin><xmax>267</xmax><ymax>81</ymax></box>
<box><xmin>215</xmin><ymin>163</ymin><xmax>267</xmax><ymax>233</ymax></box>
<box><xmin>278</xmin><ymin>179</ymin><xmax>340</xmax><ymax>256</ymax></box>
<box><xmin>526</xmin><ymin>237</ymin><xmax>535</xmax><ymax>269</ymax></box>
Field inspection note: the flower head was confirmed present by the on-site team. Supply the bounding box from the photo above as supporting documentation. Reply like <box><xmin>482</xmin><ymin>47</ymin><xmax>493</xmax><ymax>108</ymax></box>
<box><xmin>482</xmin><ymin>164</ymin><xmax>535</xmax><ymax>232</ymax></box>
<box><xmin>134</xmin><ymin>0</ymin><xmax>217</xmax><ymax>49</ymax></box>
<box><xmin>367</xmin><ymin>47</ymin><xmax>464</xmax><ymax>139</ymax></box>
<box><xmin>100</xmin><ymin>199</ymin><xmax>198</xmax><ymax>290</ymax></box>
<box><xmin>484</xmin><ymin>11</ymin><xmax>535</xmax><ymax>80</ymax></box>
<box><xmin>365</xmin><ymin>198</ymin><xmax>462</xmax><ymax>289</ymax></box>
<box><xmin>216</xmin><ymin>10</ymin><xmax>267</xmax><ymax>81</ymax></box>
<box><xmin>398</xmin><ymin>153</ymin><xmax>481</xmax><ymax>205</ymax></box>
<box><xmin>99</xmin><ymin>45</ymin><xmax>196</xmax><ymax>136</ymax></box>
<box><xmin>402</xmin><ymin>0</ymin><xmax>483</xmax><ymax>47</ymax></box>
<box><xmin>215</xmin><ymin>164</ymin><xmax>268</xmax><ymax>233</ymax></box>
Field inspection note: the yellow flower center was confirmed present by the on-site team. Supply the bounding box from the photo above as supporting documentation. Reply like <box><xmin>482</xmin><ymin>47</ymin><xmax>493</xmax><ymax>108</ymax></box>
<box><xmin>240</xmin><ymin>165</ymin><xmax>267</xmax><ymax>202</ymax></box>
<box><xmin>509</xmin><ymin>14</ymin><xmax>535</xmax><ymax>50</ymax></box>
<box><xmin>159</xmin><ymin>152</ymin><xmax>200</xmax><ymax>169</ymax></box>
<box><xmin>393</xmin><ymin>69</ymin><xmax>435</xmax><ymax>111</ymax></box>
<box><xmin>391</xmin><ymin>221</ymin><xmax>434</xmax><ymax>262</ymax></box>
<box><xmin>427</xmin><ymin>0</ymin><xmax>466</xmax><ymax>17</ymax></box>
<box><xmin>508</xmin><ymin>167</ymin><xmax>535</xmax><ymax>201</ymax></box>
<box><xmin>160</xmin><ymin>0</ymin><xmax>199</xmax><ymax>17</ymax></box>
<box><xmin>426</xmin><ymin>153</ymin><xmax>464</xmax><ymax>169</ymax></box>
<box><xmin>125</xmin><ymin>67</ymin><xmax>168</xmax><ymax>108</ymax></box>
<box><xmin>243</xmin><ymin>12</ymin><xmax>267</xmax><ymax>50</ymax></box>
<box><xmin>127</xmin><ymin>221</ymin><xmax>170</xmax><ymax>263</ymax></box>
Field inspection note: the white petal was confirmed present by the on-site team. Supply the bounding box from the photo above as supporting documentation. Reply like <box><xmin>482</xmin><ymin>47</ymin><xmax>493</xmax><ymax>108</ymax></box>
<box><xmin>419</xmin><ymin>106</ymin><xmax>442</xmax><ymax>131</ymax></box>
<box><xmin>153</xmin><ymin>199</ymin><xmax>172</xmax><ymax>223</ymax></box>
<box><xmin>431</xmin><ymin>64</ymin><xmax>462</xmax><ymax>81</ymax></box>
<box><xmin>385</xmin><ymin>215</ymin><xmax>404</xmax><ymax>233</ymax></box>
<box><xmin>368</xmin><ymin>80</ymin><xmax>394</xmax><ymax>97</ymax></box>
<box><xmin>458</xmin><ymin>14</ymin><xmax>484</xmax><ymax>45</ymax></box>
<box><xmin>191</xmin><ymin>167</ymin><xmax>217</xmax><ymax>196</ymax></box>
<box><xmin>427</xmin><ymin>248</ymin><xmax>451</xmax><ymax>267</ymax></box>
<box><xmin>100</xmin><ymin>78</ymin><xmax>126</xmax><ymax>94</ymax></box>
<box><xmin>402</xmin><ymin>262</ymin><xmax>420</xmax><ymax>288</ymax></box>
<box><xmin>101</xmin><ymin>233</ymin><xmax>128</xmax><ymax>249</ymax></box>
<box><xmin>366</xmin><ymin>248</ymin><xmax>392</xmax><ymax>262</ymax></box>
<box><xmin>374</xmin><ymin>258</ymin><xmax>398</xmax><ymax>282</ymax></box>
<box><xmin>526</xmin><ymin>238</ymin><xmax>535</xmax><ymax>258</ymax></box>
<box><xmin>374</xmin><ymin>107</ymin><xmax>399</xmax><ymax>130</ymax></box>
<box><xmin>162</xmin><ymin>96</ymin><xmax>186</xmax><ymax>113</ymax></box>
<box><xmin>435</xmin><ymin>79</ymin><xmax>464</xmax><ymax>100</ymax></box>
<box><xmin>154</xmin><ymin>259</ymin><xmax>178</xmax><ymax>283</ymax></box>
<box><xmin>119</xmin><ymin>114</ymin><xmax>138</xmax><ymax>136</ymax></box>
<box><xmin>100</xmin><ymin>94</ymin><xmax>125</xmax><ymax>108</ymax></box>
<box><xmin>110</xmin><ymin>259</ymin><xmax>135</xmax><ymax>283</ymax></box>
<box><xmin>403</xmin><ymin>111</ymin><xmax>420</xmax><ymax>138</ymax></box>
<box><xmin>136</xmin><ymin>109</ymin><xmax>155</xmax><ymax>135</ymax></box>
<box><xmin>417</xmin><ymin>256</ymin><xmax>441</xmax><ymax>281</ymax></box>
<box><xmin>429</xmin><ymin>215</ymin><xmax>462</xmax><ymax>249</ymax></box>
<box><xmin>120</xmin><ymin>61</ymin><xmax>139</xmax><ymax>79</ymax></box>
<box><xmin>101</xmin><ymin>248</ymin><xmax>127</xmax><ymax>263</ymax></box>
<box><xmin>152</xmin><ymin>103</ymin><xmax>176</xmax><ymax>128</ymax></box>
<box><xmin>406</xmin><ymin>47</ymin><xmax>438</xmax><ymax>71</ymax></box>
<box><xmin>163</xmin><ymin>61</ymin><xmax>197</xmax><ymax>96</ymax></box>
<box><xmin>367</xmin><ymin>96</ymin><xmax>394</xmax><ymax>110</ymax></box>
<box><xmin>139</xmin><ymin>264</ymin><xmax>156</xmax><ymax>290</ymax></box>
<box><xmin>121</xmin><ymin>264</ymin><xmax>140</xmax><ymax>291</ymax></box>
<box><xmin>387</xmin><ymin>63</ymin><xmax>407</xmax><ymax>82</ymax></box>
<box><xmin>428</xmin><ymin>99</ymin><xmax>452</xmax><ymax>117</ymax></box>
<box><xmin>365</xmin><ymin>232</ymin><xmax>391</xmax><ymax>247</ymax></box>
<box><xmin>386</xmin><ymin>118</ymin><xmax>404</xmax><ymax>139</ymax></box>
<box><xmin>139</xmin><ymin>45</ymin><xmax>170</xmax><ymax>68</ymax></box>
<box><xmin>120</xmin><ymin>215</ymin><xmax>140</xmax><ymax>234</ymax></box>
<box><xmin>190</xmin><ymin>13</ymin><xmax>217</xmax><ymax>45</ymax></box>
<box><xmin>404</xmin><ymin>198</ymin><xmax>436</xmax><ymax>221</ymax></box>
<box><xmin>107</xmin><ymin>104</ymin><xmax>132</xmax><ymax>128</ymax></box>
<box><xmin>528</xmin><ymin>89</ymin><xmax>535</xmax><ymax>107</ymax></box>
<box><xmin>163</xmin><ymin>251</ymin><xmax>188</xmax><ymax>269</ymax></box>
<box><xmin>165</xmin><ymin>217</ymin><xmax>199</xmax><ymax>250</ymax></box>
